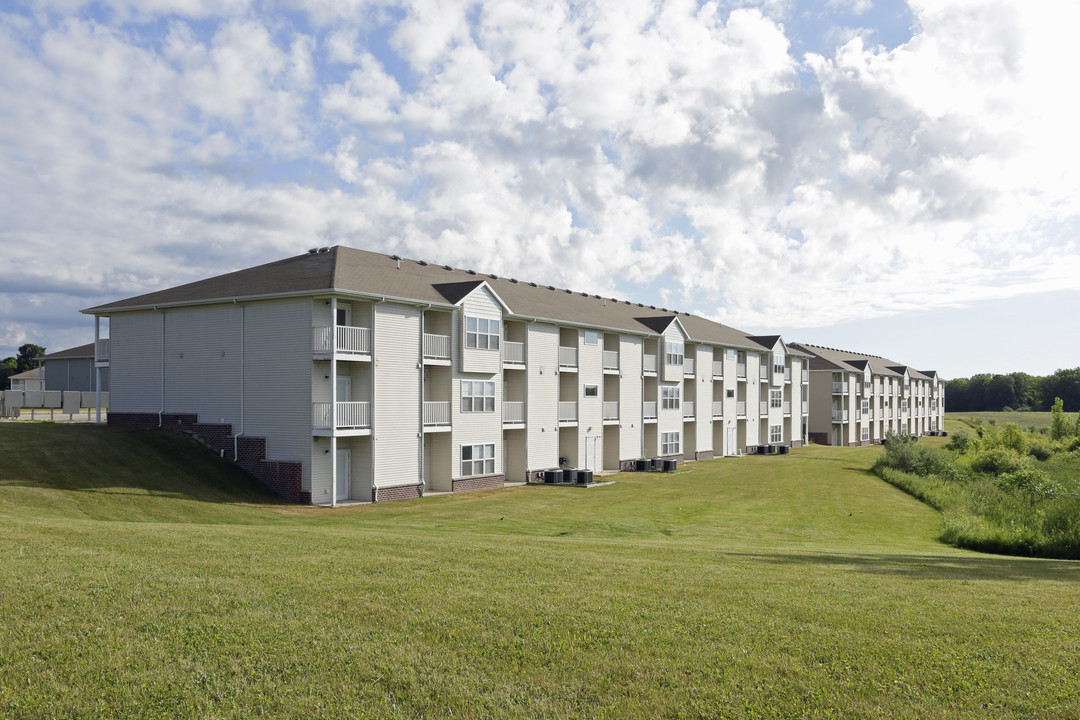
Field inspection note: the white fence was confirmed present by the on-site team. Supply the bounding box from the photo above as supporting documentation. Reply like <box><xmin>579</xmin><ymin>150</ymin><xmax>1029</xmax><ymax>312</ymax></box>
<box><xmin>1</xmin><ymin>390</ymin><xmax>109</xmax><ymax>419</ymax></box>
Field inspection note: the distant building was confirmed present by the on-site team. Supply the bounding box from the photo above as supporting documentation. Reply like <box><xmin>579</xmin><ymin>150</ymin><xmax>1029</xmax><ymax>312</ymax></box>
<box><xmin>83</xmin><ymin>246</ymin><xmax>812</xmax><ymax>505</ymax></box>
<box><xmin>37</xmin><ymin>343</ymin><xmax>110</xmax><ymax>392</ymax></box>
<box><xmin>7</xmin><ymin>367</ymin><xmax>43</xmax><ymax>392</ymax></box>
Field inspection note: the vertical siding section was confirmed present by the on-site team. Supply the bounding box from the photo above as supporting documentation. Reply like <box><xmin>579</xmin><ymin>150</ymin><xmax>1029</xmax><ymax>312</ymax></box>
<box><xmin>696</xmin><ymin>345</ymin><xmax>713</xmax><ymax>453</ymax></box>
<box><xmin>110</xmin><ymin>311</ymin><xmax>163</xmax><ymax>413</ymax></box>
<box><xmin>619</xmin><ymin>334</ymin><xmax>643</xmax><ymax>461</ymax></box>
<box><xmin>526</xmin><ymin>322</ymin><xmax>559</xmax><ymax>471</ymax></box>
<box><xmin>374</xmin><ymin>303</ymin><xmax>422</xmax><ymax>489</ymax></box>
<box><xmin>459</xmin><ymin>287</ymin><xmax>502</xmax><ymax>375</ymax></box>
<box><xmin>244</xmin><ymin>299</ymin><xmax>313</xmax><ymax>488</ymax></box>
<box><xmin>163</xmin><ymin>305</ymin><xmax>242</xmax><ymax>425</ymax></box>
<box><xmin>578</xmin><ymin>329</ymin><xmax>603</xmax><ymax>470</ymax></box>
<box><xmin>452</xmin><ymin>288</ymin><xmax>504</xmax><ymax>479</ymax></box>
<box><xmin>658</xmin><ymin>324</ymin><xmax>685</xmax><ymax>440</ymax></box>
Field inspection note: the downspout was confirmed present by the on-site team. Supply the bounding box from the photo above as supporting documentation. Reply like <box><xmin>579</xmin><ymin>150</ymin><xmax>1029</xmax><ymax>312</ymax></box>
<box><xmin>233</xmin><ymin>300</ymin><xmax>244</xmax><ymax>461</ymax></box>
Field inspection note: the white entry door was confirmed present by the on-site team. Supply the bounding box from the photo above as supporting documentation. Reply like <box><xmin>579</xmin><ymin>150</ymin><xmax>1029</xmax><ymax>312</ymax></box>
<box><xmin>726</xmin><ymin>426</ymin><xmax>736</xmax><ymax>456</ymax></box>
<box><xmin>336</xmin><ymin>448</ymin><xmax>351</xmax><ymax>501</ymax></box>
<box><xmin>585</xmin><ymin>436</ymin><xmax>598</xmax><ymax>471</ymax></box>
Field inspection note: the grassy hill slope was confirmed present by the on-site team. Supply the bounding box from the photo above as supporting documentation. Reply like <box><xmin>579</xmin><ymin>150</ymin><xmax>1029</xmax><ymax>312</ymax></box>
<box><xmin>1</xmin><ymin>424</ymin><xmax>1077</xmax><ymax>719</ymax></box>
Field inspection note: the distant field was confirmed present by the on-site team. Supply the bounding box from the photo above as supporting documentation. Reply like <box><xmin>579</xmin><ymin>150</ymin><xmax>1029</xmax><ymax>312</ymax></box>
<box><xmin>2</xmin><ymin>424</ymin><xmax>1078</xmax><ymax>719</ymax></box>
<box><xmin>948</xmin><ymin>411</ymin><xmax>1055</xmax><ymax>430</ymax></box>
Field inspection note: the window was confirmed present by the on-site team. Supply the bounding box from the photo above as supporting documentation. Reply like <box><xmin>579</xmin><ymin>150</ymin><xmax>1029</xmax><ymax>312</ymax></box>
<box><xmin>465</xmin><ymin>316</ymin><xmax>500</xmax><ymax>350</ymax></box>
<box><xmin>583</xmin><ymin>384</ymin><xmax>598</xmax><ymax>398</ymax></box>
<box><xmin>727</xmin><ymin>349</ymin><xmax>736</xmax><ymax>359</ymax></box>
<box><xmin>584</xmin><ymin>330</ymin><xmax>600</xmax><ymax>345</ymax></box>
<box><xmin>861</xmin><ymin>426</ymin><xmax>870</xmax><ymax>442</ymax></box>
<box><xmin>861</xmin><ymin>399</ymin><xmax>869</xmax><ymax>413</ymax></box>
<box><xmin>461</xmin><ymin>444</ymin><xmax>495</xmax><ymax>477</ymax></box>
<box><xmin>661</xmin><ymin>386</ymin><xmax>681</xmax><ymax>410</ymax></box>
<box><xmin>665</xmin><ymin>341</ymin><xmax>684</xmax><ymax>366</ymax></box>
<box><xmin>770</xmin><ymin>389</ymin><xmax>782</xmax><ymax>408</ymax></box>
<box><xmin>461</xmin><ymin>380</ymin><xmax>495</xmax><ymax>412</ymax></box>
<box><xmin>773</xmin><ymin>353</ymin><xmax>785</xmax><ymax>374</ymax></box>
<box><xmin>726</xmin><ymin>389</ymin><xmax>735</xmax><ymax>398</ymax></box>
<box><xmin>661</xmin><ymin>431</ymin><xmax>681</xmax><ymax>455</ymax></box>
<box><xmin>770</xmin><ymin>425</ymin><xmax>782</xmax><ymax>443</ymax></box>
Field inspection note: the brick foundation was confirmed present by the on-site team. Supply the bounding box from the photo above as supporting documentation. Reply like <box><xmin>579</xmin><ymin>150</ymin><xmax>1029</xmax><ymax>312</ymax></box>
<box><xmin>374</xmin><ymin>484</ymin><xmax>423</xmax><ymax>503</ymax></box>
<box><xmin>452</xmin><ymin>474</ymin><xmax>505</xmax><ymax>493</ymax></box>
<box><xmin>658</xmin><ymin>453</ymin><xmax>685</xmax><ymax>465</ymax></box>
<box><xmin>694</xmin><ymin>450</ymin><xmax>715</xmax><ymax>461</ymax></box>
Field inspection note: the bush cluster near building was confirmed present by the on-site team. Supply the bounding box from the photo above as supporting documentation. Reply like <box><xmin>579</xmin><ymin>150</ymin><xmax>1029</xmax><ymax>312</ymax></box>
<box><xmin>873</xmin><ymin>403</ymin><xmax>1080</xmax><ymax>559</ymax></box>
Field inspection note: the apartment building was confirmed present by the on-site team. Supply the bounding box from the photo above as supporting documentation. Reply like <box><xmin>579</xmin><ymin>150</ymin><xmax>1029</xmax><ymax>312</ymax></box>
<box><xmin>83</xmin><ymin>246</ymin><xmax>811</xmax><ymax>505</ymax></box>
<box><xmin>790</xmin><ymin>344</ymin><xmax>945</xmax><ymax>446</ymax></box>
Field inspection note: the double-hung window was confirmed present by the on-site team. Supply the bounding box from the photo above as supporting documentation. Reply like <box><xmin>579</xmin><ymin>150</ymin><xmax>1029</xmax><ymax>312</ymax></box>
<box><xmin>465</xmin><ymin>316</ymin><xmax>500</xmax><ymax>350</ymax></box>
<box><xmin>770</xmin><ymin>389</ymin><xmax>782</xmax><ymax>408</ymax></box>
<box><xmin>770</xmin><ymin>425</ymin><xmax>782</xmax><ymax>443</ymax></box>
<box><xmin>661</xmin><ymin>432</ymin><xmax>681</xmax><ymax>455</ymax></box>
<box><xmin>661</xmin><ymin>386</ymin><xmax>681</xmax><ymax>410</ymax></box>
<box><xmin>461</xmin><ymin>444</ymin><xmax>495</xmax><ymax>476</ymax></box>
<box><xmin>665</xmin><ymin>341</ymin><xmax>684</xmax><ymax>366</ymax></box>
<box><xmin>461</xmin><ymin>380</ymin><xmax>495</xmax><ymax>412</ymax></box>
<box><xmin>861</xmin><ymin>426</ymin><xmax>870</xmax><ymax>442</ymax></box>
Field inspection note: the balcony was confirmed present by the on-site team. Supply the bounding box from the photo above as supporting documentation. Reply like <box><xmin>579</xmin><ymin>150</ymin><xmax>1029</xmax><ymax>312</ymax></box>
<box><xmin>603</xmin><ymin>401</ymin><xmax>619</xmax><ymax>422</ymax></box>
<box><xmin>784</xmin><ymin>368</ymin><xmax>791</xmax><ymax>383</ymax></box>
<box><xmin>312</xmin><ymin>401</ymin><xmax>371</xmax><ymax>431</ymax></box>
<box><xmin>313</xmin><ymin>325</ymin><xmax>372</xmax><ymax>359</ymax></box>
<box><xmin>801</xmin><ymin>400</ymin><xmax>809</xmax><ymax>415</ymax></box>
<box><xmin>602</xmin><ymin>350</ymin><xmax>619</xmax><ymax>372</ymax></box>
<box><xmin>502</xmin><ymin>341</ymin><xmax>525</xmax><ymax>365</ymax></box>
<box><xmin>736</xmin><ymin>401</ymin><xmax>746</xmax><ymax>417</ymax></box>
<box><xmin>558</xmin><ymin>401</ymin><xmax>577</xmax><ymax>423</ymax></box>
<box><xmin>423</xmin><ymin>401</ymin><xmax>450</xmax><ymax>427</ymax></box>
<box><xmin>831</xmin><ymin>382</ymin><xmax>848</xmax><ymax>394</ymax></box>
<box><xmin>683</xmin><ymin>401</ymin><xmax>695</xmax><ymax>420</ymax></box>
<box><xmin>832</xmin><ymin>410</ymin><xmax>849</xmax><ymax>423</ymax></box>
<box><xmin>737</xmin><ymin>363</ymin><xmax>747</xmax><ymax>379</ymax></box>
<box><xmin>759</xmin><ymin>401</ymin><xmax>768</xmax><ymax>416</ymax></box>
<box><xmin>684</xmin><ymin>358</ymin><xmax>695</xmax><ymax>376</ymax></box>
<box><xmin>423</xmin><ymin>333</ymin><xmax>451</xmax><ymax>362</ymax></box>
<box><xmin>712</xmin><ymin>401</ymin><xmax>723</xmax><ymax>418</ymax></box>
<box><xmin>559</xmin><ymin>346</ymin><xmax>578</xmax><ymax>370</ymax></box>
<box><xmin>95</xmin><ymin>338</ymin><xmax>110</xmax><ymax>366</ymax></box>
<box><xmin>503</xmin><ymin>401</ymin><xmax>525</xmax><ymax>425</ymax></box>
<box><xmin>644</xmin><ymin>401</ymin><xmax>657</xmax><ymax>420</ymax></box>
<box><xmin>783</xmin><ymin>401</ymin><xmax>791</xmax><ymax>415</ymax></box>
<box><xmin>643</xmin><ymin>355</ymin><xmax>658</xmax><ymax>374</ymax></box>
<box><xmin>801</xmin><ymin>369</ymin><xmax>809</xmax><ymax>383</ymax></box>
<box><xmin>712</xmin><ymin>360</ymin><xmax>723</xmax><ymax>378</ymax></box>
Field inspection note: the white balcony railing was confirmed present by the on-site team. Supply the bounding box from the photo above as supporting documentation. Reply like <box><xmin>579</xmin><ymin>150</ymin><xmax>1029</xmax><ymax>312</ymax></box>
<box><xmin>603</xmin><ymin>401</ymin><xmax>619</xmax><ymax>421</ymax></box>
<box><xmin>712</xmin><ymin>401</ymin><xmax>724</xmax><ymax>418</ymax></box>
<box><xmin>602</xmin><ymin>350</ymin><xmax>619</xmax><ymax>371</ymax></box>
<box><xmin>502</xmin><ymin>340</ymin><xmax>525</xmax><ymax>364</ymax></box>
<box><xmin>644</xmin><ymin>355</ymin><xmax>658</xmax><ymax>373</ymax></box>
<box><xmin>423</xmin><ymin>401</ymin><xmax>450</xmax><ymax>426</ymax></box>
<box><xmin>783</xmin><ymin>401</ymin><xmax>791</xmax><ymax>414</ymax></box>
<box><xmin>683</xmin><ymin>401</ymin><xmax>695</xmax><ymax>419</ymax></box>
<box><xmin>736</xmin><ymin>401</ymin><xmax>747</xmax><ymax>417</ymax></box>
<box><xmin>313</xmin><ymin>325</ymin><xmax>372</xmax><ymax>355</ymax></box>
<box><xmin>95</xmin><ymin>338</ymin><xmax>110</xmax><ymax>361</ymax></box>
<box><xmin>784</xmin><ymin>368</ymin><xmax>791</xmax><ymax>382</ymax></box>
<box><xmin>737</xmin><ymin>363</ymin><xmax>747</xmax><ymax>379</ymax></box>
<box><xmin>712</xmin><ymin>360</ymin><xmax>723</xmax><ymax>378</ymax></box>
<box><xmin>643</xmin><ymin>401</ymin><xmax>657</xmax><ymax>419</ymax></box>
<box><xmin>423</xmin><ymin>333</ymin><xmax>451</xmax><ymax>360</ymax></box>
<box><xmin>831</xmin><ymin>382</ymin><xmax>848</xmax><ymax>394</ymax></box>
<box><xmin>760</xmin><ymin>401</ymin><xmax>769</xmax><ymax>416</ymax></box>
<box><xmin>558</xmin><ymin>346</ymin><xmax>578</xmax><ymax>368</ymax></box>
<box><xmin>312</xmin><ymin>401</ymin><xmax>371</xmax><ymax>429</ymax></box>
<box><xmin>832</xmin><ymin>410</ymin><xmax>849</xmax><ymax>423</ymax></box>
<box><xmin>558</xmin><ymin>401</ymin><xmax>578</xmax><ymax>422</ymax></box>
<box><xmin>802</xmin><ymin>370</ymin><xmax>809</xmax><ymax>383</ymax></box>
<box><xmin>503</xmin><ymin>401</ymin><xmax>525</xmax><ymax>424</ymax></box>
<box><xmin>684</xmin><ymin>358</ymin><xmax>695</xmax><ymax>376</ymax></box>
<box><xmin>802</xmin><ymin>400</ymin><xmax>809</xmax><ymax>415</ymax></box>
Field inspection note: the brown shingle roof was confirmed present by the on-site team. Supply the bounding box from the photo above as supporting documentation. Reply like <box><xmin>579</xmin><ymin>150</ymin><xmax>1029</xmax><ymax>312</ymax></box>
<box><xmin>37</xmin><ymin>343</ymin><xmax>95</xmax><ymax>360</ymax></box>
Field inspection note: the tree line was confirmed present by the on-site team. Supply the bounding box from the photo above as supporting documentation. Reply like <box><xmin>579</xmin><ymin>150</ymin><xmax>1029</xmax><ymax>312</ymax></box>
<box><xmin>946</xmin><ymin>368</ymin><xmax>1080</xmax><ymax>412</ymax></box>
<box><xmin>1</xmin><ymin>343</ymin><xmax>46</xmax><ymax>389</ymax></box>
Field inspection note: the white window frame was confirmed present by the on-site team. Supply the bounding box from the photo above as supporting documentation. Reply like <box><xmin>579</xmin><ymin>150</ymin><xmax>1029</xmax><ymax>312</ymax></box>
<box><xmin>861</xmin><ymin>399</ymin><xmax>869</xmax><ymax>413</ymax></box>
<box><xmin>584</xmin><ymin>330</ymin><xmax>600</xmax><ymax>345</ymax></box>
<box><xmin>861</xmin><ymin>426</ymin><xmax>870</xmax><ymax>442</ymax></box>
<box><xmin>461</xmin><ymin>443</ymin><xmax>495</xmax><ymax>477</ymax></box>
<box><xmin>661</xmin><ymin>431</ymin><xmax>681</xmax><ymax>455</ymax></box>
<box><xmin>770</xmin><ymin>424</ymin><xmax>782</xmax><ymax>443</ymax></box>
<box><xmin>661</xmin><ymin>386</ymin><xmax>681</xmax><ymax>410</ymax></box>
<box><xmin>583</xmin><ymin>384</ymin><xmax>599</xmax><ymax>398</ymax></box>
<box><xmin>465</xmin><ymin>316</ymin><xmax>500</xmax><ymax>350</ymax></box>
<box><xmin>461</xmin><ymin>380</ymin><xmax>496</xmax><ymax>412</ymax></box>
<box><xmin>770</xmin><ymin>389</ymin><xmax>782</xmax><ymax>408</ymax></box>
<box><xmin>726</xmin><ymin>388</ymin><xmax>735</xmax><ymax>398</ymax></box>
<box><xmin>665</xmin><ymin>341</ymin><xmax>684</xmax><ymax>366</ymax></box>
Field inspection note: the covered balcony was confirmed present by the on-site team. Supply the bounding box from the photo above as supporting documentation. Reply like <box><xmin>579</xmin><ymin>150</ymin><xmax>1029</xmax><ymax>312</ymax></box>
<box><xmin>643</xmin><ymin>401</ymin><xmax>657</xmax><ymax>421</ymax></box>
<box><xmin>558</xmin><ymin>346</ymin><xmax>578</xmax><ymax>371</ymax></box>
<box><xmin>422</xmin><ymin>333</ymin><xmax>451</xmax><ymax>364</ymax></box>
<box><xmin>503</xmin><ymin>401</ymin><xmax>525</xmax><ymax>426</ymax></box>
<box><xmin>603</xmin><ymin>401</ymin><xmax>619</xmax><ymax>423</ymax></box>
<box><xmin>682</xmin><ymin>401</ymin><xmax>695</xmax><ymax>420</ymax></box>
<box><xmin>558</xmin><ymin>401</ymin><xmax>578</xmax><ymax>425</ymax></box>
<box><xmin>502</xmin><ymin>341</ymin><xmax>525</xmax><ymax>366</ymax></box>
<box><xmin>313</xmin><ymin>325</ymin><xmax>372</xmax><ymax>361</ymax></box>
<box><xmin>312</xmin><ymin>401</ymin><xmax>371</xmax><ymax>435</ymax></box>
<box><xmin>423</xmin><ymin>401</ymin><xmax>451</xmax><ymax>430</ymax></box>
<box><xmin>603</xmin><ymin>350</ymin><xmax>619</xmax><ymax>373</ymax></box>
<box><xmin>711</xmin><ymin>401</ymin><xmax>723</xmax><ymax>418</ymax></box>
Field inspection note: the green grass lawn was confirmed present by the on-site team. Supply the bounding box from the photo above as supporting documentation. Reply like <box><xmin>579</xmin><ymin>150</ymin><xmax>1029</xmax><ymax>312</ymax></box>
<box><xmin>2</xmin><ymin>424</ymin><xmax>1078</xmax><ymax>719</ymax></box>
<box><xmin>948</xmin><ymin>411</ymin><xmax>1056</xmax><ymax>430</ymax></box>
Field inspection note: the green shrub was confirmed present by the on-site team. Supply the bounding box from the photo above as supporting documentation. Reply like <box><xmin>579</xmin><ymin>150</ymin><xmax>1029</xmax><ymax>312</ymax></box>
<box><xmin>1028</xmin><ymin>443</ymin><xmax>1053</xmax><ymax>461</ymax></box>
<box><xmin>999</xmin><ymin>424</ymin><xmax>1027</xmax><ymax>454</ymax></box>
<box><xmin>877</xmin><ymin>433</ymin><xmax>951</xmax><ymax>477</ymax></box>
<box><xmin>1051</xmin><ymin>397</ymin><xmax>1070</xmax><ymax>440</ymax></box>
<box><xmin>971</xmin><ymin>448</ymin><xmax>1029</xmax><ymax>476</ymax></box>
<box><xmin>997</xmin><ymin>468</ymin><xmax>1062</xmax><ymax>500</ymax></box>
<box><xmin>946</xmin><ymin>431</ymin><xmax>974</xmax><ymax>455</ymax></box>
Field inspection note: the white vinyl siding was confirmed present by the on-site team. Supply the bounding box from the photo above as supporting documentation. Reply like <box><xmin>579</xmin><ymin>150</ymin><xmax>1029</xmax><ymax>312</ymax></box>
<box><xmin>109</xmin><ymin>311</ymin><xmax>163</xmax><ymax>413</ymax></box>
<box><xmin>460</xmin><ymin>287</ymin><xmax>503</xmax><ymax>374</ymax></box>
<box><xmin>695</xmin><ymin>345</ymin><xmax>713</xmax><ymax>454</ymax></box>
<box><xmin>373</xmin><ymin>303</ymin><xmax>422</xmax><ymax>489</ymax></box>
<box><xmin>619</xmin><ymin>335</ymin><xmax>643</xmax><ymax>461</ymax></box>
<box><xmin>526</xmin><ymin>322</ymin><xmax>559</xmax><ymax>471</ymax></box>
<box><xmin>163</xmin><ymin>304</ymin><xmax>242</xmax><ymax>426</ymax></box>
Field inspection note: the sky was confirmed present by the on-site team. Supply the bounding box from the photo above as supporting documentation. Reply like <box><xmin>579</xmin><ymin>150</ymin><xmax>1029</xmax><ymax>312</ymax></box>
<box><xmin>1</xmin><ymin>0</ymin><xmax>1078</xmax><ymax>379</ymax></box>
